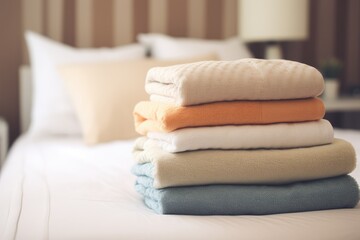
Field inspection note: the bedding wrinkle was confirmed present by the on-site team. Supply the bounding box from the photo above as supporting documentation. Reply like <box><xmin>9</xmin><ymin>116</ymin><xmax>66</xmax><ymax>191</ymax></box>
<box><xmin>0</xmin><ymin>136</ymin><xmax>32</xmax><ymax>240</ymax></box>
<box><xmin>13</xmin><ymin>175</ymin><xmax>24</xmax><ymax>240</ymax></box>
<box><xmin>4</xmin><ymin>139</ymin><xmax>31</xmax><ymax>240</ymax></box>
<box><xmin>40</xmin><ymin>148</ymin><xmax>51</xmax><ymax>240</ymax></box>
<box><xmin>15</xmin><ymin>142</ymin><xmax>52</xmax><ymax>240</ymax></box>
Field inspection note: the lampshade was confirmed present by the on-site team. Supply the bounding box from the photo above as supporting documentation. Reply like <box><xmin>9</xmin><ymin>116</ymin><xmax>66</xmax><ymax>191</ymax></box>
<box><xmin>239</xmin><ymin>0</ymin><xmax>309</xmax><ymax>42</ymax></box>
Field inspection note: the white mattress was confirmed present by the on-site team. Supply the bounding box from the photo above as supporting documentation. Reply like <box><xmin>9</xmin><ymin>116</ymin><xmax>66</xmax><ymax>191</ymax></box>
<box><xmin>0</xmin><ymin>130</ymin><xmax>359</xmax><ymax>240</ymax></box>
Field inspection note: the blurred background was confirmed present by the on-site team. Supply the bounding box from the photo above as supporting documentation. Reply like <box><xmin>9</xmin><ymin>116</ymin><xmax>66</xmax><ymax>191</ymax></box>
<box><xmin>0</xmin><ymin>0</ymin><xmax>359</xmax><ymax>145</ymax></box>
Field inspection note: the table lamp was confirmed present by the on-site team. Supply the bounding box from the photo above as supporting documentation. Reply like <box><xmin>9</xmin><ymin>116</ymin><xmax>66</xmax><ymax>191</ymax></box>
<box><xmin>239</xmin><ymin>0</ymin><xmax>309</xmax><ymax>59</ymax></box>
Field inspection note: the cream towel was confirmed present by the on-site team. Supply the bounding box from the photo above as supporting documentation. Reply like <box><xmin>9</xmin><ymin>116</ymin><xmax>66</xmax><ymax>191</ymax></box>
<box><xmin>146</xmin><ymin>120</ymin><xmax>334</xmax><ymax>153</ymax></box>
<box><xmin>133</xmin><ymin>138</ymin><xmax>356</xmax><ymax>189</ymax></box>
<box><xmin>145</xmin><ymin>58</ymin><xmax>324</xmax><ymax>106</ymax></box>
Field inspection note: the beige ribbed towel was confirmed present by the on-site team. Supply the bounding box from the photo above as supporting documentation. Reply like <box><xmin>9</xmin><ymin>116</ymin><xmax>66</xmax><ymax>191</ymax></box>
<box><xmin>133</xmin><ymin>138</ymin><xmax>356</xmax><ymax>189</ymax></box>
<box><xmin>145</xmin><ymin>58</ymin><xmax>324</xmax><ymax>106</ymax></box>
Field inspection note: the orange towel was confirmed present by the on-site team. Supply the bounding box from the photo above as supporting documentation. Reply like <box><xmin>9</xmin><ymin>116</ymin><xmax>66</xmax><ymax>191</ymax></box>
<box><xmin>134</xmin><ymin>98</ymin><xmax>325</xmax><ymax>135</ymax></box>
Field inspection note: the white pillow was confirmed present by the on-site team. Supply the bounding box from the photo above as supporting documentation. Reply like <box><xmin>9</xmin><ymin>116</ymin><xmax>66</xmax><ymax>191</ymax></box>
<box><xmin>25</xmin><ymin>31</ymin><xmax>146</xmax><ymax>136</ymax></box>
<box><xmin>137</xmin><ymin>33</ymin><xmax>252</xmax><ymax>60</ymax></box>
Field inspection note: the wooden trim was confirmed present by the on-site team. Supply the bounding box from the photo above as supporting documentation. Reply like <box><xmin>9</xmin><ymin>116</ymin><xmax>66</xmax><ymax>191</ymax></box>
<box><xmin>206</xmin><ymin>0</ymin><xmax>223</xmax><ymax>39</ymax></box>
<box><xmin>63</xmin><ymin>0</ymin><xmax>76</xmax><ymax>46</ymax></box>
<box><xmin>93</xmin><ymin>0</ymin><xmax>114</xmax><ymax>47</ymax></box>
<box><xmin>75</xmin><ymin>0</ymin><xmax>93</xmax><ymax>47</ymax></box>
<box><xmin>133</xmin><ymin>0</ymin><xmax>149</xmax><ymax>41</ymax></box>
<box><xmin>149</xmin><ymin>0</ymin><xmax>167</xmax><ymax>33</ymax></box>
<box><xmin>303</xmin><ymin>0</ymin><xmax>318</xmax><ymax>67</ymax></box>
<box><xmin>188</xmin><ymin>0</ymin><xmax>206</xmax><ymax>38</ymax></box>
<box><xmin>167</xmin><ymin>0</ymin><xmax>188</xmax><ymax>37</ymax></box>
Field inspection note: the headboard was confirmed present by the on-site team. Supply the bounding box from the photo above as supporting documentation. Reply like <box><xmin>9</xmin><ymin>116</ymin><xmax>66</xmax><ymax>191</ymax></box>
<box><xmin>19</xmin><ymin>66</ymin><xmax>32</xmax><ymax>133</ymax></box>
<box><xmin>22</xmin><ymin>0</ymin><xmax>238</xmax><ymax>51</ymax></box>
<box><xmin>20</xmin><ymin>0</ymin><xmax>239</xmax><ymax>133</ymax></box>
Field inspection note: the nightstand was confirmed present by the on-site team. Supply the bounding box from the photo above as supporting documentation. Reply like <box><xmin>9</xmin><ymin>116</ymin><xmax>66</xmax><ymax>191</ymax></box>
<box><xmin>0</xmin><ymin>117</ymin><xmax>9</xmax><ymax>167</ymax></box>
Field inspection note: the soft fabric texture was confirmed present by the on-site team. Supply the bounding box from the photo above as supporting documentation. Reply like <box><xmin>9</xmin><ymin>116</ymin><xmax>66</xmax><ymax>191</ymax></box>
<box><xmin>2</xmin><ymin>135</ymin><xmax>360</xmax><ymax>240</ymax></box>
<box><xmin>145</xmin><ymin>58</ymin><xmax>324</xmax><ymax>106</ymax></box>
<box><xmin>59</xmin><ymin>55</ymin><xmax>218</xmax><ymax>145</ymax></box>
<box><xmin>135</xmin><ymin>175</ymin><xmax>359</xmax><ymax>215</ymax></box>
<box><xmin>134</xmin><ymin>98</ymin><xmax>325</xmax><ymax>135</ymax></box>
<box><xmin>25</xmin><ymin>31</ymin><xmax>146</xmax><ymax>136</ymax></box>
<box><xmin>147</xmin><ymin>119</ymin><xmax>334</xmax><ymax>152</ymax></box>
<box><xmin>138</xmin><ymin>33</ymin><xmax>252</xmax><ymax>60</ymax></box>
<box><xmin>132</xmin><ymin>138</ymin><xmax>356</xmax><ymax>188</ymax></box>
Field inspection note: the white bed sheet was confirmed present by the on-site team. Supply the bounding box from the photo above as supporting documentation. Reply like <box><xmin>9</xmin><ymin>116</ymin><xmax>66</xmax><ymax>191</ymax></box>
<box><xmin>0</xmin><ymin>130</ymin><xmax>359</xmax><ymax>240</ymax></box>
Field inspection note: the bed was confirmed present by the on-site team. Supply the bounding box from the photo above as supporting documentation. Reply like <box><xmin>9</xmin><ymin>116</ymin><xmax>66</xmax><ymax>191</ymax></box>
<box><xmin>1</xmin><ymin>30</ymin><xmax>360</xmax><ymax>240</ymax></box>
<box><xmin>0</xmin><ymin>130</ymin><xmax>359</xmax><ymax>240</ymax></box>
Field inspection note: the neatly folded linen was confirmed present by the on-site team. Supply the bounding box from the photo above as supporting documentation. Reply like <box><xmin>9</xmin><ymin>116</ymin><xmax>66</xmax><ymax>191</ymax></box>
<box><xmin>145</xmin><ymin>58</ymin><xmax>324</xmax><ymax>106</ymax></box>
<box><xmin>146</xmin><ymin>119</ymin><xmax>334</xmax><ymax>152</ymax></box>
<box><xmin>134</xmin><ymin>98</ymin><xmax>325</xmax><ymax>135</ymax></box>
<box><xmin>135</xmin><ymin>175</ymin><xmax>359</xmax><ymax>215</ymax></box>
<box><xmin>132</xmin><ymin>138</ymin><xmax>355</xmax><ymax>188</ymax></box>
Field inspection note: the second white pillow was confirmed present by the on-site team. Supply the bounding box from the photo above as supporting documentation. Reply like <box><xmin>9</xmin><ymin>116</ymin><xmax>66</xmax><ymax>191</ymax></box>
<box><xmin>138</xmin><ymin>33</ymin><xmax>252</xmax><ymax>60</ymax></box>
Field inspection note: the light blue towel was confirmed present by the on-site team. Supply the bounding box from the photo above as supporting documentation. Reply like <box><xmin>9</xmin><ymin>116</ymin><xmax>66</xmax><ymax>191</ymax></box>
<box><xmin>135</xmin><ymin>175</ymin><xmax>359</xmax><ymax>215</ymax></box>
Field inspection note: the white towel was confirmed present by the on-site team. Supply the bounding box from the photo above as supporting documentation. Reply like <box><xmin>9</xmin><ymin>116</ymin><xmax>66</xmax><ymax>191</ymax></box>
<box><xmin>146</xmin><ymin>120</ymin><xmax>334</xmax><ymax>152</ymax></box>
<box><xmin>145</xmin><ymin>58</ymin><xmax>324</xmax><ymax>106</ymax></box>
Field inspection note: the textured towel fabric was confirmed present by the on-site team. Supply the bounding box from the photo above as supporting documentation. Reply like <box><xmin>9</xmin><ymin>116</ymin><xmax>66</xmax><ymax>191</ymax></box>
<box><xmin>134</xmin><ymin>98</ymin><xmax>325</xmax><ymax>135</ymax></box>
<box><xmin>135</xmin><ymin>175</ymin><xmax>359</xmax><ymax>215</ymax></box>
<box><xmin>132</xmin><ymin>138</ymin><xmax>356</xmax><ymax>188</ymax></box>
<box><xmin>146</xmin><ymin>120</ymin><xmax>334</xmax><ymax>152</ymax></box>
<box><xmin>145</xmin><ymin>58</ymin><xmax>324</xmax><ymax>106</ymax></box>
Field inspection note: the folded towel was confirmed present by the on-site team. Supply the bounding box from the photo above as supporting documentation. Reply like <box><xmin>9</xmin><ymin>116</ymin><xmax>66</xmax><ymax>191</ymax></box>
<box><xmin>145</xmin><ymin>59</ymin><xmax>324</xmax><ymax>106</ymax></box>
<box><xmin>146</xmin><ymin>119</ymin><xmax>334</xmax><ymax>152</ymax></box>
<box><xmin>134</xmin><ymin>98</ymin><xmax>325</xmax><ymax>135</ymax></box>
<box><xmin>135</xmin><ymin>175</ymin><xmax>359</xmax><ymax>215</ymax></box>
<box><xmin>132</xmin><ymin>138</ymin><xmax>355</xmax><ymax>188</ymax></box>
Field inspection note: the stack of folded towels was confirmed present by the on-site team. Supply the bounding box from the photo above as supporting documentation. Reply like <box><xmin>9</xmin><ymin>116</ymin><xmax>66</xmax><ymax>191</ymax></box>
<box><xmin>132</xmin><ymin>59</ymin><xmax>359</xmax><ymax>215</ymax></box>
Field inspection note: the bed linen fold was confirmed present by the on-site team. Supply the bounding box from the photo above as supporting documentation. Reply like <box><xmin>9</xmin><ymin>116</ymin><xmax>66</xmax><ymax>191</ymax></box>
<box><xmin>145</xmin><ymin>58</ymin><xmax>324</xmax><ymax>106</ymax></box>
<box><xmin>135</xmin><ymin>175</ymin><xmax>359</xmax><ymax>215</ymax></box>
<box><xmin>132</xmin><ymin>138</ymin><xmax>356</xmax><ymax>188</ymax></box>
<box><xmin>134</xmin><ymin>98</ymin><xmax>325</xmax><ymax>135</ymax></box>
<box><xmin>146</xmin><ymin>119</ymin><xmax>334</xmax><ymax>152</ymax></box>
